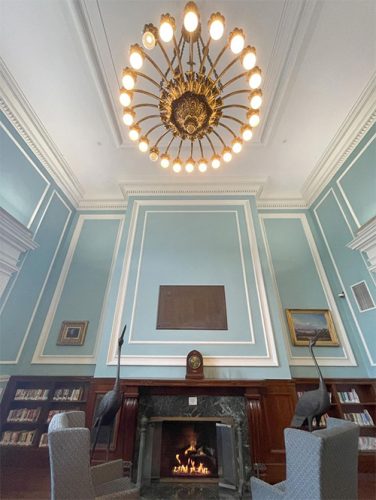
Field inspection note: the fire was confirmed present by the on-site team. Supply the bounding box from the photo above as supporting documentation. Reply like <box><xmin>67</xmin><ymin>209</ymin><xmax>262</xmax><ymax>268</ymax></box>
<box><xmin>172</xmin><ymin>441</ymin><xmax>211</xmax><ymax>476</ymax></box>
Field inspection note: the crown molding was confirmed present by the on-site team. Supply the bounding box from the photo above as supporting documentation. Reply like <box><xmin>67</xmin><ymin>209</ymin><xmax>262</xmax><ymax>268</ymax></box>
<box><xmin>302</xmin><ymin>73</ymin><xmax>376</xmax><ymax>206</ymax></box>
<box><xmin>78</xmin><ymin>199</ymin><xmax>127</xmax><ymax>210</ymax></box>
<box><xmin>0</xmin><ymin>58</ymin><xmax>83</xmax><ymax>207</ymax></box>
<box><xmin>257</xmin><ymin>198</ymin><xmax>308</xmax><ymax>209</ymax></box>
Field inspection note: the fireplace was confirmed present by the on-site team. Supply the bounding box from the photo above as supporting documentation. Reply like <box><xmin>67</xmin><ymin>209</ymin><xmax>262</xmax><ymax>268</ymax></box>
<box><xmin>160</xmin><ymin>420</ymin><xmax>218</xmax><ymax>479</ymax></box>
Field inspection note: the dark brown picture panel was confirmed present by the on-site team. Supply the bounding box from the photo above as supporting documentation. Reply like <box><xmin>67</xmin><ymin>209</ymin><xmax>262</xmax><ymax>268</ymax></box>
<box><xmin>156</xmin><ymin>285</ymin><xmax>228</xmax><ymax>330</ymax></box>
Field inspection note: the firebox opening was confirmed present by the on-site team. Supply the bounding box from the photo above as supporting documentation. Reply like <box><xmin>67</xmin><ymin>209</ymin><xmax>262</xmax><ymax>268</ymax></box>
<box><xmin>160</xmin><ymin>421</ymin><xmax>219</xmax><ymax>479</ymax></box>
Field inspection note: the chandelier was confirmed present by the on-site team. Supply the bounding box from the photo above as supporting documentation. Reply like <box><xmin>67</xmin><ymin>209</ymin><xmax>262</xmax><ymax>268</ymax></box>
<box><xmin>120</xmin><ymin>2</ymin><xmax>263</xmax><ymax>173</ymax></box>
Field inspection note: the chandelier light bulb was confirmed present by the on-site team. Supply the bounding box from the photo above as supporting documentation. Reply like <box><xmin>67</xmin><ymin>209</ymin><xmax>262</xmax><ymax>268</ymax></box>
<box><xmin>242</xmin><ymin>46</ymin><xmax>256</xmax><ymax>70</ymax></box>
<box><xmin>247</xmin><ymin>110</ymin><xmax>260</xmax><ymax>128</ymax></box>
<box><xmin>249</xmin><ymin>89</ymin><xmax>263</xmax><ymax>110</ymax></box>
<box><xmin>184</xmin><ymin>2</ymin><xmax>199</xmax><ymax>33</ymax></box>
<box><xmin>122</xmin><ymin>69</ymin><xmax>136</xmax><ymax>90</ymax></box>
<box><xmin>185</xmin><ymin>157</ymin><xmax>195</xmax><ymax>173</ymax></box>
<box><xmin>241</xmin><ymin>125</ymin><xmax>253</xmax><ymax>142</ymax></box>
<box><xmin>248</xmin><ymin>66</ymin><xmax>262</xmax><ymax>89</ymax></box>
<box><xmin>129</xmin><ymin>125</ymin><xmax>140</xmax><ymax>141</ymax></box>
<box><xmin>229</xmin><ymin>28</ymin><xmax>245</xmax><ymax>54</ymax></box>
<box><xmin>159</xmin><ymin>14</ymin><xmax>175</xmax><ymax>43</ymax></box>
<box><xmin>129</xmin><ymin>44</ymin><xmax>144</xmax><ymax>70</ymax></box>
<box><xmin>142</xmin><ymin>24</ymin><xmax>157</xmax><ymax>50</ymax></box>
<box><xmin>119</xmin><ymin>88</ymin><xmax>132</xmax><ymax>107</ymax></box>
<box><xmin>122</xmin><ymin>108</ymin><xmax>135</xmax><ymax>126</ymax></box>
<box><xmin>231</xmin><ymin>138</ymin><xmax>243</xmax><ymax>153</ymax></box>
<box><xmin>172</xmin><ymin>158</ymin><xmax>182</xmax><ymax>173</ymax></box>
<box><xmin>160</xmin><ymin>154</ymin><xmax>170</xmax><ymax>168</ymax></box>
<box><xmin>222</xmin><ymin>147</ymin><xmax>232</xmax><ymax>163</ymax></box>
<box><xmin>208</xmin><ymin>13</ymin><xmax>225</xmax><ymax>40</ymax></box>
<box><xmin>149</xmin><ymin>147</ymin><xmax>159</xmax><ymax>162</ymax></box>
<box><xmin>211</xmin><ymin>155</ymin><xmax>221</xmax><ymax>169</ymax></box>
<box><xmin>198</xmin><ymin>159</ymin><xmax>208</xmax><ymax>172</ymax></box>
<box><xmin>138</xmin><ymin>136</ymin><xmax>149</xmax><ymax>152</ymax></box>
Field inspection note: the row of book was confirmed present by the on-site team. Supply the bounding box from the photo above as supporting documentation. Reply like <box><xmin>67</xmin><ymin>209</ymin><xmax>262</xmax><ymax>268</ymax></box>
<box><xmin>46</xmin><ymin>409</ymin><xmax>68</xmax><ymax>423</ymax></box>
<box><xmin>52</xmin><ymin>387</ymin><xmax>83</xmax><ymax>401</ymax></box>
<box><xmin>358</xmin><ymin>437</ymin><xmax>376</xmax><ymax>451</ymax></box>
<box><xmin>7</xmin><ymin>408</ymin><xmax>41</xmax><ymax>423</ymax></box>
<box><xmin>14</xmin><ymin>388</ymin><xmax>49</xmax><ymax>401</ymax></box>
<box><xmin>1</xmin><ymin>430</ymin><xmax>36</xmax><ymax>446</ymax></box>
<box><xmin>338</xmin><ymin>390</ymin><xmax>360</xmax><ymax>403</ymax></box>
<box><xmin>39</xmin><ymin>433</ymin><xmax>48</xmax><ymax>448</ymax></box>
<box><xmin>344</xmin><ymin>410</ymin><xmax>374</xmax><ymax>426</ymax></box>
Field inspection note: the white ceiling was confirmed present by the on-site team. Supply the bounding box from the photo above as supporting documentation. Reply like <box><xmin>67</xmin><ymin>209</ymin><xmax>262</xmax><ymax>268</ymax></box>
<box><xmin>0</xmin><ymin>0</ymin><xmax>375</xmax><ymax>202</ymax></box>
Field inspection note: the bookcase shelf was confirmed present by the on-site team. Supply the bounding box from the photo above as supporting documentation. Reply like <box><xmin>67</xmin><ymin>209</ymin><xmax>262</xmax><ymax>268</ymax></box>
<box><xmin>0</xmin><ymin>376</ymin><xmax>90</xmax><ymax>450</ymax></box>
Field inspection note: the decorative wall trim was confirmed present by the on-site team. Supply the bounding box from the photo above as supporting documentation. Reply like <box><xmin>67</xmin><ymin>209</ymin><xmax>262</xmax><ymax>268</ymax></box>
<box><xmin>78</xmin><ymin>199</ymin><xmax>128</xmax><ymax>210</ymax></box>
<box><xmin>109</xmin><ymin>355</ymin><xmax>275</xmax><ymax>367</ymax></box>
<box><xmin>0</xmin><ymin>192</ymin><xmax>72</xmax><ymax>364</ymax></box>
<box><xmin>336</xmin><ymin>132</ymin><xmax>376</xmax><ymax>228</ymax></box>
<box><xmin>0</xmin><ymin>57</ymin><xmax>83</xmax><ymax>206</ymax></box>
<box><xmin>0</xmin><ymin>208</ymin><xmax>38</xmax><ymax>299</ymax></box>
<box><xmin>302</xmin><ymin>73</ymin><xmax>376</xmax><ymax>205</ymax></box>
<box><xmin>259</xmin><ymin>212</ymin><xmax>357</xmax><ymax>367</ymax></box>
<box><xmin>313</xmin><ymin>189</ymin><xmax>376</xmax><ymax>366</ymax></box>
<box><xmin>32</xmin><ymin>214</ymin><xmax>125</xmax><ymax>364</ymax></box>
<box><xmin>348</xmin><ymin>216</ymin><xmax>376</xmax><ymax>274</ymax></box>
<box><xmin>257</xmin><ymin>198</ymin><xmax>308</xmax><ymax>209</ymax></box>
<box><xmin>107</xmin><ymin>199</ymin><xmax>279</xmax><ymax>367</ymax></box>
<box><xmin>0</xmin><ymin>121</ymin><xmax>50</xmax><ymax>228</ymax></box>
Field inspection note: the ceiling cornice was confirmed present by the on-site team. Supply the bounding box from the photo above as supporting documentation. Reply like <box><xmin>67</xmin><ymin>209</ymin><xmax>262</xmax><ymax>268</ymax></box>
<box><xmin>302</xmin><ymin>73</ymin><xmax>376</xmax><ymax>206</ymax></box>
<box><xmin>257</xmin><ymin>198</ymin><xmax>308</xmax><ymax>209</ymax></box>
<box><xmin>0</xmin><ymin>58</ymin><xmax>83</xmax><ymax>207</ymax></box>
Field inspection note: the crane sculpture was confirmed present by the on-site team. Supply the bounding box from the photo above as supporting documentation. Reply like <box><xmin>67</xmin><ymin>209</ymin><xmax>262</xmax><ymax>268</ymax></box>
<box><xmin>290</xmin><ymin>331</ymin><xmax>331</xmax><ymax>432</ymax></box>
<box><xmin>91</xmin><ymin>324</ymin><xmax>126</xmax><ymax>461</ymax></box>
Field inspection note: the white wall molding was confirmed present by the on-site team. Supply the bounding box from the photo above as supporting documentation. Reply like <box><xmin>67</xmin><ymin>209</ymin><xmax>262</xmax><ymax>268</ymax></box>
<box><xmin>314</xmin><ymin>189</ymin><xmax>375</xmax><ymax>366</ymax></box>
<box><xmin>257</xmin><ymin>198</ymin><xmax>308</xmax><ymax>209</ymax></box>
<box><xmin>78</xmin><ymin>199</ymin><xmax>128</xmax><ymax>210</ymax></box>
<box><xmin>302</xmin><ymin>73</ymin><xmax>376</xmax><ymax>205</ymax></box>
<box><xmin>107</xmin><ymin>199</ymin><xmax>279</xmax><ymax>367</ymax></box>
<box><xmin>259</xmin><ymin>212</ymin><xmax>357</xmax><ymax>367</ymax></box>
<box><xmin>0</xmin><ymin>208</ymin><xmax>38</xmax><ymax>299</ymax></box>
<box><xmin>32</xmin><ymin>214</ymin><xmax>125</xmax><ymax>364</ymax></box>
<box><xmin>0</xmin><ymin>58</ymin><xmax>83</xmax><ymax>206</ymax></box>
<box><xmin>348</xmin><ymin>217</ymin><xmax>376</xmax><ymax>274</ymax></box>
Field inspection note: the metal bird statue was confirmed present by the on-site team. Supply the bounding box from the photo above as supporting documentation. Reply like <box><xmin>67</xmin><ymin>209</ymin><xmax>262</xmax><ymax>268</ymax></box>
<box><xmin>91</xmin><ymin>324</ymin><xmax>126</xmax><ymax>461</ymax></box>
<box><xmin>290</xmin><ymin>331</ymin><xmax>330</xmax><ymax>432</ymax></box>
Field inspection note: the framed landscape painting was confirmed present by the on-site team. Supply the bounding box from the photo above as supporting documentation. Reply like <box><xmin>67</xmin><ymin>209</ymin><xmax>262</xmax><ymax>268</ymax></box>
<box><xmin>285</xmin><ymin>309</ymin><xmax>339</xmax><ymax>346</ymax></box>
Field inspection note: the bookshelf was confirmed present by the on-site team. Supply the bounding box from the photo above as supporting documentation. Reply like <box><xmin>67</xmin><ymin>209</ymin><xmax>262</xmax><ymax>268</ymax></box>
<box><xmin>294</xmin><ymin>379</ymin><xmax>376</xmax><ymax>471</ymax></box>
<box><xmin>0</xmin><ymin>376</ymin><xmax>90</xmax><ymax>452</ymax></box>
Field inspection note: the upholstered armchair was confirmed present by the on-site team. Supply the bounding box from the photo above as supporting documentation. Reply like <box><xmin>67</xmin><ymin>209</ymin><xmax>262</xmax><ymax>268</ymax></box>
<box><xmin>48</xmin><ymin>411</ymin><xmax>139</xmax><ymax>499</ymax></box>
<box><xmin>251</xmin><ymin>417</ymin><xmax>359</xmax><ymax>500</ymax></box>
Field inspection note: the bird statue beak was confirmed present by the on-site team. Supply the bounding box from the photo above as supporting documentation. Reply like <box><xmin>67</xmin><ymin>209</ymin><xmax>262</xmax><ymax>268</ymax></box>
<box><xmin>119</xmin><ymin>324</ymin><xmax>127</xmax><ymax>346</ymax></box>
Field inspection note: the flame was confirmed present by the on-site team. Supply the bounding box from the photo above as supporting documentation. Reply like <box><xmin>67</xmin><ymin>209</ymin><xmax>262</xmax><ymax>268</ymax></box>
<box><xmin>173</xmin><ymin>446</ymin><xmax>210</xmax><ymax>476</ymax></box>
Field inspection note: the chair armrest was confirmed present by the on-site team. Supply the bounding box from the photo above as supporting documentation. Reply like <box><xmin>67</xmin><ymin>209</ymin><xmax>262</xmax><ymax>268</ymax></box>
<box><xmin>251</xmin><ymin>477</ymin><xmax>286</xmax><ymax>500</ymax></box>
<box><xmin>91</xmin><ymin>459</ymin><xmax>124</xmax><ymax>486</ymax></box>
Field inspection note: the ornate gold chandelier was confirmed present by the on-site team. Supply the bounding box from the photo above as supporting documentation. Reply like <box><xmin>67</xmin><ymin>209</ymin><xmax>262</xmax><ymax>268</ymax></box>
<box><xmin>120</xmin><ymin>2</ymin><xmax>263</xmax><ymax>173</ymax></box>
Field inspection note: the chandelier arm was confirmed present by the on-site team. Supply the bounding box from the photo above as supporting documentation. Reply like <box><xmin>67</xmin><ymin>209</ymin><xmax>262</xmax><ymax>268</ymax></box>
<box><xmin>205</xmin><ymin>134</ymin><xmax>216</xmax><ymax>155</ymax></box>
<box><xmin>222</xmin><ymin>71</ymin><xmax>248</xmax><ymax>90</ymax></box>
<box><xmin>145</xmin><ymin>123</ymin><xmax>165</xmax><ymax>138</ymax></box>
<box><xmin>212</xmin><ymin>130</ymin><xmax>226</xmax><ymax>148</ymax></box>
<box><xmin>144</xmin><ymin>53</ymin><xmax>169</xmax><ymax>84</ymax></box>
<box><xmin>207</xmin><ymin>44</ymin><xmax>228</xmax><ymax>80</ymax></box>
<box><xmin>190</xmin><ymin>141</ymin><xmax>193</xmax><ymax>157</ymax></box>
<box><xmin>178</xmin><ymin>139</ymin><xmax>183</xmax><ymax>157</ymax></box>
<box><xmin>221</xmin><ymin>89</ymin><xmax>250</xmax><ymax>100</ymax></box>
<box><xmin>133</xmin><ymin>89</ymin><xmax>160</xmax><ymax>101</ymax></box>
<box><xmin>153</xmin><ymin>130</ymin><xmax>171</xmax><ymax>148</ymax></box>
<box><xmin>214</xmin><ymin>57</ymin><xmax>240</xmax><ymax>84</ymax></box>
<box><xmin>219</xmin><ymin>104</ymin><xmax>249</xmax><ymax>111</ymax></box>
<box><xmin>135</xmin><ymin>71</ymin><xmax>161</xmax><ymax>89</ymax></box>
<box><xmin>133</xmin><ymin>103</ymin><xmax>159</xmax><ymax>109</ymax></box>
<box><xmin>222</xmin><ymin>115</ymin><xmax>244</xmax><ymax>125</ymax></box>
<box><xmin>136</xmin><ymin>114</ymin><xmax>160</xmax><ymax>125</ymax></box>
<box><xmin>165</xmin><ymin>135</ymin><xmax>176</xmax><ymax>154</ymax></box>
<box><xmin>173</xmin><ymin>35</ymin><xmax>185</xmax><ymax>80</ymax></box>
<box><xmin>199</xmin><ymin>139</ymin><xmax>204</xmax><ymax>158</ymax></box>
<box><xmin>218</xmin><ymin>122</ymin><xmax>237</xmax><ymax>138</ymax></box>
<box><xmin>189</xmin><ymin>36</ymin><xmax>194</xmax><ymax>72</ymax></box>
<box><xmin>157</xmin><ymin>41</ymin><xmax>176</xmax><ymax>78</ymax></box>
<box><xmin>198</xmin><ymin>36</ymin><xmax>211</xmax><ymax>74</ymax></box>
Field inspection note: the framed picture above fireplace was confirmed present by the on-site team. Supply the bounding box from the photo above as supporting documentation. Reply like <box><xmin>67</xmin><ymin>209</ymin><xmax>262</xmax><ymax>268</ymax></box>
<box><xmin>156</xmin><ymin>285</ymin><xmax>228</xmax><ymax>330</ymax></box>
<box><xmin>285</xmin><ymin>309</ymin><xmax>339</xmax><ymax>346</ymax></box>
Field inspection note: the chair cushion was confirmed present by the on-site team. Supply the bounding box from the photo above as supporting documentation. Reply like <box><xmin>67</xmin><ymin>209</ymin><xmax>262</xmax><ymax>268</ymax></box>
<box><xmin>94</xmin><ymin>477</ymin><xmax>139</xmax><ymax>499</ymax></box>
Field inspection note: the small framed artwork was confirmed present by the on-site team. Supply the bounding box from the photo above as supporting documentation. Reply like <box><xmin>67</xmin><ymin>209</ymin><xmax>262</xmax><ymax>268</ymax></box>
<box><xmin>57</xmin><ymin>321</ymin><xmax>89</xmax><ymax>346</ymax></box>
<box><xmin>286</xmin><ymin>309</ymin><xmax>339</xmax><ymax>346</ymax></box>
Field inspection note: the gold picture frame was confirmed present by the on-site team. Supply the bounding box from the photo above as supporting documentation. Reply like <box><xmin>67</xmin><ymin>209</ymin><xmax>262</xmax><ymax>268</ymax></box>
<box><xmin>57</xmin><ymin>321</ymin><xmax>89</xmax><ymax>346</ymax></box>
<box><xmin>286</xmin><ymin>309</ymin><xmax>339</xmax><ymax>346</ymax></box>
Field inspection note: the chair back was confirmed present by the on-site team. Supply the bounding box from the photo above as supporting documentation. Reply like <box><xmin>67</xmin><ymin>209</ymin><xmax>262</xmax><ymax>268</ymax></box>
<box><xmin>48</xmin><ymin>411</ymin><xmax>95</xmax><ymax>500</ymax></box>
<box><xmin>284</xmin><ymin>417</ymin><xmax>359</xmax><ymax>500</ymax></box>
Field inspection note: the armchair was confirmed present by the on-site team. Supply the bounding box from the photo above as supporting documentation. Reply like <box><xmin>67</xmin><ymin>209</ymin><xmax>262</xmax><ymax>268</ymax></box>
<box><xmin>48</xmin><ymin>411</ymin><xmax>139</xmax><ymax>499</ymax></box>
<box><xmin>251</xmin><ymin>417</ymin><xmax>359</xmax><ymax>500</ymax></box>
